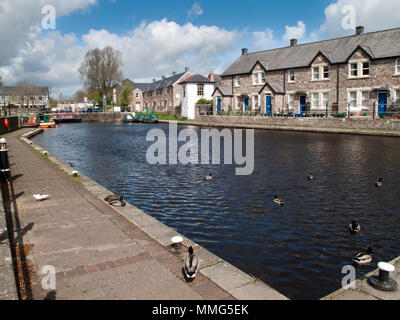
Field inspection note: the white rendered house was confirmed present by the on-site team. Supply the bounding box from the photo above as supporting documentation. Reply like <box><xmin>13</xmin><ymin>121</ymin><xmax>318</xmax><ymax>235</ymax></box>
<box><xmin>180</xmin><ymin>74</ymin><xmax>215</xmax><ymax>120</ymax></box>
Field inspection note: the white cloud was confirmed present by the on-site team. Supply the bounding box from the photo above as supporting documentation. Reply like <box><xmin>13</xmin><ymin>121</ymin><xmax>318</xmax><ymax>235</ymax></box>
<box><xmin>187</xmin><ymin>2</ymin><xmax>204</xmax><ymax>19</ymax></box>
<box><xmin>283</xmin><ymin>21</ymin><xmax>306</xmax><ymax>42</ymax></box>
<box><xmin>251</xmin><ymin>28</ymin><xmax>278</xmax><ymax>51</ymax></box>
<box><xmin>318</xmin><ymin>0</ymin><xmax>400</xmax><ymax>38</ymax></box>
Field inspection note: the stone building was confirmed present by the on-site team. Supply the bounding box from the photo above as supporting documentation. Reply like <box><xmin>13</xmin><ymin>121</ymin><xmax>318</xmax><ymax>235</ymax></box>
<box><xmin>213</xmin><ymin>26</ymin><xmax>400</xmax><ymax>116</ymax></box>
<box><xmin>0</xmin><ymin>86</ymin><xmax>50</xmax><ymax>109</ymax></box>
<box><xmin>143</xmin><ymin>68</ymin><xmax>192</xmax><ymax>113</ymax></box>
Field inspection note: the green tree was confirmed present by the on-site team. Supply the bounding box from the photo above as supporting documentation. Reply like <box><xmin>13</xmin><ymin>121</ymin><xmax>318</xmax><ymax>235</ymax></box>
<box><xmin>79</xmin><ymin>47</ymin><xmax>123</xmax><ymax>98</ymax></box>
<box><xmin>119</xmin><ymin>83</ymin><xmax>133</xmax><ymax>107</ymax></box>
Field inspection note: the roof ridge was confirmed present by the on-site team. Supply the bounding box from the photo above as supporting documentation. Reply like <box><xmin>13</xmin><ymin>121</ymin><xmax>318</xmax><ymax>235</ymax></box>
<box><xmin>247</xmin><ymin>26</ymin><xmax>400</xmax><ymax>56</ymax></box>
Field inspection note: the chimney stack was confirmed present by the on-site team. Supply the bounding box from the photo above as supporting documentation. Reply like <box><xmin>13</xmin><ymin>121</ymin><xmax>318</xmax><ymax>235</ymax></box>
<box><xmin>242</xmin><ymin>48</ymin><xmax>248</xmax><ymax>55</ymax></box>
<box><xmin>185</xmin><ymin>67</ymin><xmax>190</xmax><ymax>73</ymax></box>
<box><xmin>290</xmin><ymin>39</ymin><xmax>297</xmax><ymax>47</ymax></box>
<box><xmin>153</xmin><ymin>79</ymin><xmax>156</xmax><ymax>83</ymax></box>
<box><xmin>356</xmin><ymin>26</ymin><xmax>364</xmax><ymax>35</ymax></box>
<box><xmin>208</xmin><ymin>71</ymin><xmax>215</xmax><ymax>82</ymax></box>
<box><xmin>173</xmin><ymin>71</ymin><xmax>176</xmax><ymax>76</ymax></box>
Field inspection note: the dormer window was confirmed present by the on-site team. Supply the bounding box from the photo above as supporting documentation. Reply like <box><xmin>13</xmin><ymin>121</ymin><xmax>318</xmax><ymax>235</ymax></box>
<box><xmin>312</xmin><ymin>67</ymin><xmax>320</xmax><ymax>80</ymax></box>
<box><xmin>349</xmin><ymin>60</ymin><xmax>371</xmax><ymax>78</ymax></box>
<box><xmin>261</xmin><ymin>72</ymin><xmax>266</xmax><ymax>83</ymax></box>
<box><xmin>362</xmin><ymin>62</ymin><xmax>370</xmax><ymax>76</ymax></box>
<box><xmin>312</xmin><ymin>65</ymin><xmax>330</xmax><ymax>81</ymax></box>
<box><xmin>323</xmin><ymin>66</ymin><xmax>330</xmax><ymax>79</ymax></box>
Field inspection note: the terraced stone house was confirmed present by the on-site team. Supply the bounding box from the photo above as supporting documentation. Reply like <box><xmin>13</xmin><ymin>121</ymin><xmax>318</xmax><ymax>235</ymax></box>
<box><xmin>213</xmin><ymin>26</ymin><xmax>400</xmax><ymax>116</ymax></box>
<box><xmin>0</xmin><ymin>86</ymin><xmax>50</xmax><ymax>109</ymax></box>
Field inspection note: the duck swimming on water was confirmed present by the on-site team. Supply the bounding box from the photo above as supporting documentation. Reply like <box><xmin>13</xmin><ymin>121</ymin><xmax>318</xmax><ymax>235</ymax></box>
<box><xmin>375</xmin><ymin>178</ymin><xmax>383</xmax><ymax>188</ymax></box>
<box><xmin>273</xmin><ymin>195</ymin><xmax>284</xmax><ymax>206</ymax></box>
<box><xmin>349</xmin><ymin>221</ymin><xmax>361</xmax><ymax>234</ymax></box>
<box><xmin>353</xmin><ymin>247</ymin><xmax>373</xmax><ymax>266</ymax></box>
<box><xmin>308</xmin><ymin>173</ymin><xmax>314</xmax><ymax>181</ymax></box>
<box><xmin>205</xmin><ymin>174</ymin><xmax>213</xmax><ymax>181</ymax></box>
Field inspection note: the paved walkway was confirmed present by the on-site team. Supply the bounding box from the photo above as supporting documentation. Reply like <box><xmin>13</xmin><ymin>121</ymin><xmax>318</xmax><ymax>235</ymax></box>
<box><xmin>4</xmin><ymin>129</ymin><xmax>233</xmax><ymax>300</ymax></box>
<box><xmin>3</xmin><ymin>128</ymin><xmax>287</xmax><ymax>300</ymax></box>
<box><xmin>322</xmin><ymin>257</ymin><xmax>400</xmax><ymax>300</ymax></box>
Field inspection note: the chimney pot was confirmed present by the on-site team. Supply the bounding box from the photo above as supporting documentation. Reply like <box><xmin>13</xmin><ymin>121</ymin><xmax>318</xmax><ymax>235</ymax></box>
<box><xmin>242</xmin><ymin>48</ymin><xmax>248</xmax><ymax>55</ymax></box>
<box><xmin>185</xmin><ymin>67</ymin><xmax>190</xmax><ymax>73</ymax></box>
<box><xmin>290</xmin><ymin>39</ymin><xmax>297</xmax><ymax>46</ymax></box>
<box><xmin>356</xmin><ymin>26</ymin><xmax>364</xmax><ymax>35</ymax></box>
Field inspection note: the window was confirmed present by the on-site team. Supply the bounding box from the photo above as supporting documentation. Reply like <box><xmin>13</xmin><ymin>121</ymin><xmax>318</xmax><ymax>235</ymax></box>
<box><xmin>396</xmin><ymin>90</ymin><xmax>400</xmax><ymax>105</ymax></box>
<box><xmin>362</xmin><ymin>91</ymin><xmax>369</xmax><ymax>108</ymax></box>
<box><xmin>183</xmin><ymin>86</ymin><xmax>186</xmax><ymax>98</ymax></box>
<box><xmin>396</xmin><ymin>59</ymin><xmax>400</xmax><ymax>74</ymax></box>
<box><xmin>253</xmin><ymin>95</ymin><xmax>259</xmax><ymax>109</ymax></box>
<box><xmin>136</xmin><ymin>93</ymin><xmax>139</xmax><ymax>98</ymax></box>
<box><xmin>362</xmin><ymin>62</ymin><xmax>370</xmax><ymax>76</ymax></box>
<box><xmin>349</xmin><ymin>92</ymin><xmax>357</xmax><ymax>108</ymax></box>
<box><xmin>323</xmin><ymin>66</ymin><xmax>330</xmax><ymax>79</ymax></box>
<box><xmin>289</xmin><ymin>70</ymin><xmax>295</xmax><ymax>82</ymax></box>
<box><xmin>197</xmin><ymin>84</ymin><xmax>204</xmax><ymax>96</ymax></box>
<box><xmin>323</xmin><ymin>93</ymin><xmax>330</xmax><ymax>108</ymax></box>
<box><xmin>234</xmin><ymin>76</ymin><xmax>241</xmax><ymax>87</ymax></box>
<box><xmin>288</xmin><ymin>94</ymin><xmax>295</xmax><ymax>110</ymax></box>
<box><xmin>350</xmin><ymin>63</ymin><xmax>358</xmax><ymax>77</ymax></box>
<box><xmin>312</xmin><ymin>93</ymin><xmax>320</xmax><ymax>108</ymax></box>
<box><xmin>313</xmin><ymin>67</ymin><xmax>320</xmax><ymax>80</ymax></box>
<box><xmin>262</xmin><ymin>72</ymin><xmax>266</xmax><ymax>83</ymax></box>
<box><xmin>253</xmin><ymin>73</ymin><xmax>260</xmax><ymax>85</ymax></box>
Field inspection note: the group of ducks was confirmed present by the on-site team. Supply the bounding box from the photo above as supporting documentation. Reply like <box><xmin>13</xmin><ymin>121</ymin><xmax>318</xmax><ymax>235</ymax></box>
<box><xmin>273</xmin><ymin>174</ymin><xmax>382</xmax><ymax>267</ymax></box>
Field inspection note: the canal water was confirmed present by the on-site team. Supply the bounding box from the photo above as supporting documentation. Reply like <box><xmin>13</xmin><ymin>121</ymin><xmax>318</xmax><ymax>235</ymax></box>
<box><xmin>32</xmin><ymin>122</ymin><xmax>400</xmax><ymax>300</ymax></box>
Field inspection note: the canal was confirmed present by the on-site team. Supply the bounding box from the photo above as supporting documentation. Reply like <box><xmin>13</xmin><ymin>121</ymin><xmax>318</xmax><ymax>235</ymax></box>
<box><xmin>32</xmin><ymin>122</ymin><xmax>400</xmax><ymax>300</ymax></box>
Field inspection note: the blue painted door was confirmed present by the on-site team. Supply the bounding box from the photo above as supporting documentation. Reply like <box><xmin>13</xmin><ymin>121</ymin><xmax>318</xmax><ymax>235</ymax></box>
<box><xmin>244</xmin><ymin>97</ymin><xmax>249</xmax><ymax>112</ymax></box>
<box><xmin>266</xmin><ymin>95</ymin><xmax>272</xmax><ymax>115</ymax></box>
<box><xmin>217</xmin><ymin>98</ymin><xmax>221</xmax><ymax>114</ymax></box>
<box><xmin>300</xmin><ymin>95</ymin><xmax>306</xmax><ymax>115</ymax></box>
<box><xmin>378</xmin><ymin>92</ymin><xmax>387</xmax><ymax>116</ymax></box>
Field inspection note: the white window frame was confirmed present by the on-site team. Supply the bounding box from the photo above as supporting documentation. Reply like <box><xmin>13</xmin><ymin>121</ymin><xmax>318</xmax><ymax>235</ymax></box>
<box><xmin>252</xmin><ymin>72</ymin><xmax>263</xmax><ymax>85</ymax></box>
<box><xmin>395</xmin><ymin>89</ymin><xmax>400</xmax><ymax>106</ymax></box>
<box><xmin>288</xmin><ymin>94</ymin><xmax>295</xmax><ymax>110</ymax></box>
<box><xmin>261</xmin><ymin>72</ymin><xmax>266</xmax><ymax>84</ymax></box>
<box><xmin>310</xmin><ymin>91</ymin><xmax>330</xmax><ymax>109</ymax></box>
<box><xmin>197</xmin><ymin>84</ymin><xmax>204</xmax><ymax>96</ymax></box>
<box><xmin>311</xmin><ymin>93</ymin><xmax>320</xmax><ymax>109</ymax></box>
<box><xmin>348</xmin><ymin>60</ymin><xmax>371</xmax><ymax>79</ymax></box>
<box><xmin>348</xmin><ymin>89</ymin><xmax>371</xmax><ymax>110</ymax></box>
<box><xmin>234</xmin><ymin>75</ymin><xmax>241</xmax><ymax>87</ymax></box>
<box><xmin>253</xmin><ymin>95</ymin><xmax>259</xmax><ymax>109</ymax></box>
<box><xmin>396</xmin><ymin>59</ymin><xmax>400</xmax><ymax>75</ymax></box>
<box><xmin>323</xmin><ymin>66</ymin><xmax>330</xmax><ymax>79</ymax></box>
<box><xmin>312</xmin><ymin>67</ymin><xmax>320</xmax><ymax>80</ymax></box>
<box><xmin>311</xmin><ymin>65</ymin><xmax>330</xmax><ymax>81</ymax></box>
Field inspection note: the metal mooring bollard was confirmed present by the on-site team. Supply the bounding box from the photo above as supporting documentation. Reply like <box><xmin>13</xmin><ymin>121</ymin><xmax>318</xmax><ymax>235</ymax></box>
<box><xmin>0</xmin><ymin>138</ymin><xmax>10</xmax><ymax>181</ymax></box>
<box><xmin>368</xmin><ymin>262</ymin><xmax>398</xmax><ymax>292</ymax></box>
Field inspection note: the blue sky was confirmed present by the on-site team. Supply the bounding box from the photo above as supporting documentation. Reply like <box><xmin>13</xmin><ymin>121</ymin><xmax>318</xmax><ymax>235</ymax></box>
<box><xmin>56</xmin><ymin>0</ymin><xmax>332</xmax><ymax>41</ymax></box>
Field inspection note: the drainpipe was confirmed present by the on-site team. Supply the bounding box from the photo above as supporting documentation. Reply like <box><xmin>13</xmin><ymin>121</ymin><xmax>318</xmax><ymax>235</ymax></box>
<box><xmin>283</xmin><ymin>70</ymin><xmax>287</xmax><ymax>113</ymax></box>
<box><xmin>336</xmin><ymin>64</ymin><xmax>340</xmax><ymax>113</ymax></box>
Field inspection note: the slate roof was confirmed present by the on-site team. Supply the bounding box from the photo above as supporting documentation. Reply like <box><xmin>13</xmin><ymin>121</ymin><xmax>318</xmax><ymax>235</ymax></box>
<box><xmin>0</xmin><ymin>86</ymin><xmax>50</xmax><ymax>96</ymax></box>
<box><xmin>222</xmin><ymin>27</ymin><xmax>400</xmax><ymax>76</ymax></box>
<box><xmin>213</xmin><ymin>86</ymin><xmax>233</xmax><ymax>97</ymax></box>
<box><xmin>261</xmin><ymin>81</ymin><xmax>285</xmax><ymax>94</ymax></box>
<box><xmin>179</xmin><ymin>74</ymin><xmax>215</xmax><ymax>84</ymax></box>
<box><xmin>146</xmin><ymin>72</ymin><xmax>187</xmax><ymax>91</ymax></box>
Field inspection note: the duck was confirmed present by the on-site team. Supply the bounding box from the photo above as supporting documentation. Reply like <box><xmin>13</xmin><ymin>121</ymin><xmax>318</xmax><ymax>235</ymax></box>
<box><xmin>273</xmin><ymin>195</ymin><xmax>284</xmax><ymax>206</ymax></box>
<box><xmin>183</xmin><ymin>247</ymin><xmax>199</xmax><ymax>280</ymax></box>
<box><xmin>375</xmin><ymin>178</ymin><xmax>383</xmax><ymax>188</ymax></box>
<box><xmin>33</xmin><ymin>194</ymin><xmax>50</xmax><ymax>201</ymax></box>
<box><xmin>353</xmin><ymin>247</ymin><xmax>373</xmax><ymax>266</ymax></box>
<box><xmin>307</xmin><ymin>173</ymin><xmax>314</xmax><ymax>181</ymax></box>
<box><xmin>205</xmin><ymin>173</ymin><xmax>213</xmax><ymax>181</ymax></box>
<box><xmin>349</xmin><ymin>221</ymin><xmax>361</xmax><ymax>234</ymax></box>
<box><xmin>104</xmin><ymin>195</ymin><xmax>126</xmax><ymax>207</ymax></box>
<box><xmin>69</xmin><ymin>162</ymin><xmax>74</xmax><ymax>168</ymax></box>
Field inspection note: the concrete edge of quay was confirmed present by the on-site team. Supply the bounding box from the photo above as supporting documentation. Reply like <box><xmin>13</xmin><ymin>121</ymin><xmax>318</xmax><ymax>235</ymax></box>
<box><xmin>321</xmin><ymin>256</ymin><xmax>400</xmax><ymax>300</ymax></box>
<box><xmin>158</xmin><ymin>120</ymin><xmax>400</xmax><ymax>137</ymax></box>
<box><xmin>0</xmin><ymin>188</ymin><xmax>19</xmax><ymax>300</ymax></box>
<box><xmin>19</xmin><ymin>128</ymin><xmax>289</xmax><ymax>301</ymax></box>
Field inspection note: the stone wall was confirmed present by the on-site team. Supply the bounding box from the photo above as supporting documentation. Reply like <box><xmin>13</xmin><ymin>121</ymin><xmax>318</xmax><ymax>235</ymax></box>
<box><xmin>79</xmin><ymin>112</ymin><xmax>123</xmax><ymax>122</ymax></box>
<box><xmin>195</xmin><ymin>115</ymin><xmax>400</xmax><ymax>131</ymax></box>
<box><xmin>0</xmin><ymin>117</ymin><xmax>20</xmax><ymax>134</ymax></box>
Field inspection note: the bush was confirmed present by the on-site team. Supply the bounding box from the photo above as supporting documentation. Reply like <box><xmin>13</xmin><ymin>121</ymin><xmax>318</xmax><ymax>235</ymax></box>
<box><xmin>196</xmin><ymin>98</ymin><xmax>213</xmax><ymax>105</ymax></box>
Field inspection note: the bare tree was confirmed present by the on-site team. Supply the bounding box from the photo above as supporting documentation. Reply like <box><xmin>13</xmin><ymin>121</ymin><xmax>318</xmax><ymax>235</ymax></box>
<box><xmin>0</xmin><ymin>75</ymin><xmax>3</xmax><ymax>86</ymax></box>
<box><xmin>79</xmin><ymin>47</ymin><xmax>123</xmax><ymax>99</ymax></box>
<box><xmin>74</xmin><ymin>89</ymin><xmax>87</xmax><ymax>103</ymax></box>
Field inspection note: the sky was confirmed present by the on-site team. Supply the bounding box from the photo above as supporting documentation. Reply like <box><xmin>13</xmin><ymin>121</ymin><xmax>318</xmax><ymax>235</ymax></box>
<box><xmin>0</xmin><ymin>0</ymin><xmax>400</xmax><ymax>97</ymax></box>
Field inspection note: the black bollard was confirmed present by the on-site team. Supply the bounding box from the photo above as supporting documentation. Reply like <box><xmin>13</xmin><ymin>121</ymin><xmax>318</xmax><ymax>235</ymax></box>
<box><xmin>0</xmin><ymin>138</ymin><xmax>10</xmax><ymax>182</ymax></box>
<box><xmin>368</xmin><ymin>262</ymin><xmax>398</xmax><ymax>292</ymax></box>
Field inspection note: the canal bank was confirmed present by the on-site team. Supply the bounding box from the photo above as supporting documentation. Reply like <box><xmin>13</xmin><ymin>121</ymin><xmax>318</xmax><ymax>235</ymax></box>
<box><xmin>0</xmin><ymin>127</ymin><xmax>287</xmax><ymax>300</ymax></box>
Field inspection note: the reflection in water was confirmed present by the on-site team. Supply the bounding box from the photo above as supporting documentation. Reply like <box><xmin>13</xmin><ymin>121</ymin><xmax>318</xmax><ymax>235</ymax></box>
<box><xmin>33</xmin><ymin>122</ymin><xmax>400</xmax><ymax>300</ymax></box>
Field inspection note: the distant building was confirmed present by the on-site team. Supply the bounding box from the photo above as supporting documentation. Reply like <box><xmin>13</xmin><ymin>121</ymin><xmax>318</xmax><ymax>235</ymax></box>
<box><xmin>180</xmin><ymin>74</ymin><xmax>216</xmax><ymax>120</ymax></box>
<box><xmin>0</xmin><ymin>86</ymin><xmax>50</xmax><ymax>109</ymax></box>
